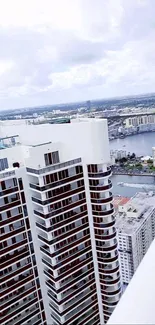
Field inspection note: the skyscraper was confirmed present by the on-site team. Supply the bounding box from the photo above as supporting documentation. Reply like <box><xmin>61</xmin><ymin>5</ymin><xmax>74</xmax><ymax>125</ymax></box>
<box><xmin>0</xmin><ymin>119</ymin><xmax>121</xmax><ymax>324</ymax></box>
<box><xmin>0</xmin><ymin>146</ymin><xmax>47</xmax><ymax>325</ymax></box>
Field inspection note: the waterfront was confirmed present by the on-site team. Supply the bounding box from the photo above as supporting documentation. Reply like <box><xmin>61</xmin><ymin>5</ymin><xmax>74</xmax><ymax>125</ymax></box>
<box><xmin>110</xmin><ymin>132</ymin><xmax>155</xmax><ymax>156</ymax></box>
<box><xmin>110</xmin><ymin>132</ymin><xmax>155</xmax><ymax>196</ymax></box>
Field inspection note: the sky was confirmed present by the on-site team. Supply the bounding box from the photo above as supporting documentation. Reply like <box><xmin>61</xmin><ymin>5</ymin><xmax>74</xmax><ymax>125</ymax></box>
<box><xmin>0</xmin><ymin>0</ymin><xmax>155</xmax><ymax>110</ymax></box>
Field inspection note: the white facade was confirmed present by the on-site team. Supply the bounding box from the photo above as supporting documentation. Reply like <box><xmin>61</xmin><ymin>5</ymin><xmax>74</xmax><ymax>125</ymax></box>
<box><xmin>0</xmin><ymin>119</ymin><xmax>121</xmax><ymax>325</ymax></box>
<box><xmin>108</xmin><ymin>238</ymin><xmax>155</xmax><ymax>325</ymax></box>
<box><xmin>125</xmin><ymin>115</ymin><xmax>155</xmax><ymax>128</ymax></box>
<box><xmin>116</xmin><ymin>192</ymin><xmax>155</xmax><ymax>287</ymax></box>
<box><xmin>110</xmin><ymin>150</ymin><xmax>126</xmax><ymax>162</ymax></box>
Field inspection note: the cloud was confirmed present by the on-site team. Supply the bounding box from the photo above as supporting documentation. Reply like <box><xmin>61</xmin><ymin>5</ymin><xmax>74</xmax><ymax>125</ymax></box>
<box><xmin>0</xmin><ymin>0</ymin><xmax>155</xmax><ymax>109</ymax></box>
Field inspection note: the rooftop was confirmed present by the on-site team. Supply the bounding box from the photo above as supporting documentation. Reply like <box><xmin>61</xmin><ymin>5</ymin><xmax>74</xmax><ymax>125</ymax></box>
<box><xmin>113</xmin><ymin>196</ymin><xmax>130</xmax><ymax>212</ymax></box>
<box><xmin>116</xmin><ymin>192</ymin><xmax>155</xmax><ymax>235</ymax></box>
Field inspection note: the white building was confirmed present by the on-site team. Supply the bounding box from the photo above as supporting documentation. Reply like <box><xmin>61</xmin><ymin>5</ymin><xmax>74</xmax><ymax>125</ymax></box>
<box><xmin>125</xmin><ymin>115</ymin><xmax>155</xmax><ymax>128</ymax></box>
<box><xmin>116</xmin><ymin>192</ymin><xmax>155</xmax><ymax>287</ymax></box>
<box><xmin>110</xmin><ymin>149</ymin><xmax>126</xmax><ymax>164</ymax></box>
<box><xmin>0</xmin><ymin>119</ymin><xmax>121</xmax><ymax>325</ymax></box>
<box><xmin>108</xmin><ymin>238</ymin><xmax>155</xmax><ymax>325</ymax></box>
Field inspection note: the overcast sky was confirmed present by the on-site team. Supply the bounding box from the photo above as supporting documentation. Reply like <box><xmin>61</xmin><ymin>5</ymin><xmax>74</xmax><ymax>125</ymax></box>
<box><xmin>0</xmin><ymin>0</ymin><xmax>155</xmax><ymax>110</ymax></box>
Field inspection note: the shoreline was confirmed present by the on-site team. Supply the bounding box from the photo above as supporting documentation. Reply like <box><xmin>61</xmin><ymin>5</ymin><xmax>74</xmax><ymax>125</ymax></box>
<box><xmin>109</xmin><ymin>130</ymin><xmax>155</xmax><ymax>141</ymax></box>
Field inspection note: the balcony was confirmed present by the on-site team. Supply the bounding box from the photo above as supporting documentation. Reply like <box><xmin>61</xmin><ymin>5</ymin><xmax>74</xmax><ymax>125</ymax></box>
<box><xmin>1</xmin><ymin>226</ymin><xmax>26</xmax><ymax>241</ymax></box>
<box><xmin>92</xmin><ymin>205</ymin><xmax>114</xmax><ymax>216</ymax></box>
<box><xmin>36</xmin><ymin>210</ymin><xmax>88</xmax><ymax>232</ymax></box>
<box><xmin>0</xmin><ymin>185</ymin><xmax>19</xmax><ymax>197</ymax></box>
<box><xmin>0</xmin><ymin>285</ymin><xmax>36</xmax><ymax>311</ymax></box>
<box><xmin>1</xmin><ymin>239</ymin><xmax>28</xmax><ymax>256</ymax></box>
<box><xmin>1</xmin><ymin>247</ymin><xmax>29</xmax><ymax>269</ymax></box>
<box><xmin>1</xmin><ymin>262</ymin><xmax>32</xmax><ymax>283</ymax></box>
<box><xmin>101</xmin><ymin>286</ymin><xmax>121</xmax><ymax>297</ymax></box>
<box><xmin>96</xmin><ymin>242</ymin><xmax>118</xmax><ymax>252</ymax></box>
<box><xmin>88</xmin><ymin>167</ymin><xmax>111</xmax><ymax>178</ymax></box>
<box><xmin>1</xmin><ymin>297</ymin><xmax>38</xmax><ymax>324</ymax></box>
<box><xmin>102</xmin><ymin>293</ymin><xmax>121</xmax><ymax>307</ymax></box>
<box><xmin>38</xmin><ymin>222</ymin><xmax>89</xmax><ymax>245</ymax></box>
<box><xmin>65</xmin><ymin>294</ymin><xmax>97</xmax><ymax>323</ymax></box>
<box><xmin>76</xmin><ymin>309</ymin><xmax>99</xmax><ymax>325</ymax></box>
<box><xmin>93</xmin><ymin>218</ymin><xmax>115</xmax><ymax>229</ymax></box>
<box><xmin>89</xmin><ymin>180</ymin><xmax>112</xmax><ymax>192</ymax></box>
<box><xmin>0</xmin><ymin>213</ymin><xmax>23</xmax><ymax>227</ymax></box>
<box><xmin>51</xmin><ymin>258</ymin><xmax>93</xmax><ymax>282</ymax></box>
<box><xmin>30</xmin><ymin>172</ymin><xmax>84</xmax><ymax>191</ymax></box>
<box><xmin>100</xmin><ymin>275</ymin><xmax>120</xmax><ymax>286</ymax></box>
<box><xmin>45</xmin><ymin>267</ymin><xmax>94</xmax><ymax>295</ymax></box>
<box><xmin>13</xmin><ymin>307</ymin><xmax>40</xmax><ymax>325</ymax></box>
<box><xmin>97</xmin><ymin>254</ymin><xmax>118</xmax><ymax>264</ymax></box>
<box><xmin>91</xmin><ymin>194</ymin><xmax>113</xmax><ymax>204</ymax></box>
<box><xmin>48</xmin><ymin>280</ymin><xmax>95</xmax><ymax>308</ymax></box>
<box><xmin>0</xmin><ymin>199</ymin><xmax>21</xmax><ymax>212</ymax></box>
<box><xmin>34</xmin><ymin>198</ymin><xmax>86</xmax><ymax>219</ymax></box>
<box><xmin>32</xmin><ymin>186</ymin><xmax>85</xmax><ymax>206</ymax></box>
<box><xmin>0</xmin><ymin>274</ymin><xmax>34</xmax><ymax>297</ymax></box>
<box><xmin>99</xmin><ymin>264</ymin><xmax>119</xmax><ymax>275</ymax></box>
<box><xmin>95</xmin><ymin>231</ymin><xmax>116</xmax><ymax>241</ymax></box>
<box><xmin>26</xmin><ymin>158</ymin><xmax>82</xmax><ymax>175</ymax></box>
<box><xmin>53</xmin><ymin>245</ymin><xmax>91</xmax><ymax>270</ymax></box>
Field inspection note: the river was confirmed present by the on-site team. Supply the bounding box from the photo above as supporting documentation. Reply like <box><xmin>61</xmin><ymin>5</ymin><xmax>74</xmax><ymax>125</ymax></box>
<box><xmin>110</xmin><ymin>132</ymin><xmax>155</xmax><ymax>197</ymax></box>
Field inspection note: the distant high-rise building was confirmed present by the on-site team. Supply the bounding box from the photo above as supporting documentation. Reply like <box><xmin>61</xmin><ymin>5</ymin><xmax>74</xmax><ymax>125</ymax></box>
<box><xmin>0</xmin><ymin>119</ymin><xmax>121</xmax><ymax>324</ymax></box>
<box><xmin>86</xmin><ymin>100</ymin><xmax>91</xmax><ymax>110</ymax></box>
<box><xmin>116</xmin><ymin>192</ymin><xmax>155</xmax><ymax>288</ymax></box>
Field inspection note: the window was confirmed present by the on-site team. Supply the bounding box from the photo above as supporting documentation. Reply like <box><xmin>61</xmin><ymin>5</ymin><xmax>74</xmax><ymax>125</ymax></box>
<box><xmin>0</xmin><ymin>158</ymin><xmax>8</xmax><ymax>171</ymax></box>
<box><xmin>44</xmin><ymin>151</ymin><xmax>59</xmax><ymax>166</ymax></box>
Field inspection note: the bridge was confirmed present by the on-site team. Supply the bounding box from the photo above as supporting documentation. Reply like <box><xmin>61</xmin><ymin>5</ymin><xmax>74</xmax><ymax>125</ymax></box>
<box><xmin>105</xmin><ymin>111</ymin><xmax>155</xmax><ymax>121</ymax></box>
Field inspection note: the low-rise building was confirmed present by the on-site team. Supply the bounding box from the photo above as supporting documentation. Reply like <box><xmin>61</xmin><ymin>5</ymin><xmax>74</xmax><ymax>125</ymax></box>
<box><xmin>116</xmin><ymin>192</ymin><xmax>155</xmax><ymax>288</ymax></box>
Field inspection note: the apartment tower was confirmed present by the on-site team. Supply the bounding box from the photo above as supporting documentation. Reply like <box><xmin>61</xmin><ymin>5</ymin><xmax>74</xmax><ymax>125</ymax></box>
<box><xmin>0</xmin><ymin>119</ymin><xmax>121</xmax><ymax>324</ymax></box>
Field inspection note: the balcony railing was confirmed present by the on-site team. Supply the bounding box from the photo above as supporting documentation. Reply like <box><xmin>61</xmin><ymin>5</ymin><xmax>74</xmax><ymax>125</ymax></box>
<box><xmin>32</xmin><ymin>186</ymin><xmax>85</xmax><ymax>206</ymax></box>
<box><xmin>0</xmin><ymin>199</ymin><xmax>21</xmax><ymax>212</ymax></box>
<box><xmin>96</xmin><ymin>242</ymin><xmax>118</xmax><ymax>252</ymax></box>
<box><xmin>88</xmin><ymin>167</ymin><xmax>111</xmax><ymax>178</ymax></box>
<box><xmin>1</xmin><ymin>285</ymin><xmax>36</xmax><ymax>310</ymax></box>
<box><xmin>30</xmin><ymin>173</ymin><xmax>84</xmax><ymax>192</ymax></box>
<box><xmin>92</xmin><ymin>205</ymin><xmax>114</xmax><ymax>216</ymax></box>
<box><xmin>53</xmin><ymin>246</ymin><xmax>91</xmax><ymax>270</ymax></box>
<box><xmin>45</xmin><ymin>264</ymin><xmax>94</xmax><ymax>292</ymax></box>
<box><xmin>93</xmin><ymin>219</ymin><xmax>115</xmax><ymax>229</ymax></box>
<box><xmin>38</xmin><ymin>222</ymin><xmax>89</xmax><ymax>245</ymax></box>
<box><xmin>36</xmin><ymin>211</ymin><xmax>88</xmax><ymax>233</ymax></box>
<box><xmin>1</xmin><ymin>239</ymin><xmax>28</xmax><ymax>256</ymax></box>
<box><xmin>95</xmin><ymin>232</ymin><xmax>116</xmax><ymax>241</ymax></box>
<box><xmin>99</xmin><ymin>264</ymin><xmax>119</xmax><ymax>275</ymax></box>
<box><xmin>101</xmin><ymin>287</ymin><xmax>121</xmax><ymax>297</ymax></box>
<box><xmin>1</xmin><ymin>247</ymin><xmax>29</xmax><ymax>269</ymax></box>
<box><xmin>89</xmin><ymin>180</ymin><xmax>112</xmax><ymax>192</ymax></box>
<box><xmin>1</xmin><ymin>226</ymin><xmax>26</xmax><ymax>241</ymax></box>
<box><xmin>0</xmin><ymin>274</ymin><xmax>34</xmax><ymax>297</ymax></box>
<box><xmin>97</xmin><ymin>254</ymin><xmax>118</xmax><ymax>264</ymax></box>
<box><xmin>34</xmin><ymin>198</ymin><xmax>86</xmax><ymax>218</ymax></box>
<box><xmin>0</xmin><ymin>213</ymin><xmax>23</xmax><ymax>227</ymax></box>
<box><xmin>1</xmin><ymin>262</ymin><xmax>32</xmax><ymax>283</ymax></box>
<box><xmin>0</xmin><ymin>186</ymin><xmax>19</xmax><ymax>197</ymax></box>
<box><xmin>91</xmin><ymin>196</ymin><xmax>113</xmax><ymax>205</ymax></box>
<box><xmin>100</xmin><ymin>275</ymin><xmax>120</xmax><ymax>286</ymax></box>
<box><xmin>27</xmin><ymin>158</ymin><xmax>82</xmax><ymax>175</ymax></box>
<box><xmin>1</xmin><ymin>297</ymin><xmax>38</xmax><ymax>324</ymax></box>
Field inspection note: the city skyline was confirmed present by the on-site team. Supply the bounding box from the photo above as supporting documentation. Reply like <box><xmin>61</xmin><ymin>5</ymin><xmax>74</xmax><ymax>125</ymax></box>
<box><xmin>0</xmin><ymin>0</ymin><xmax>155</xmax><ymax>109</ymax></box>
